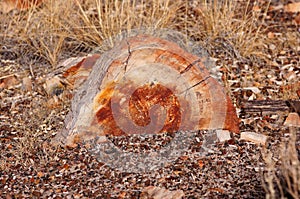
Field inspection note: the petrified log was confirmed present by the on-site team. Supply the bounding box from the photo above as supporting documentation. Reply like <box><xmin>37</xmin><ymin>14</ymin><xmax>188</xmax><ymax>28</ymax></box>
<box><xmin>54</xmin><ymin>34</ymin><xmax>239</xmax><ymax>146</ymax></box>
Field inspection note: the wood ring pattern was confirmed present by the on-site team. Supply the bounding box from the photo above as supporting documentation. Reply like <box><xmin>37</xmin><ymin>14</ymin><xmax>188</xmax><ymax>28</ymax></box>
<box><xmin>56</xmin><ymin>34</ymin><xmax>239</xmax><ymax>146</ymax></box>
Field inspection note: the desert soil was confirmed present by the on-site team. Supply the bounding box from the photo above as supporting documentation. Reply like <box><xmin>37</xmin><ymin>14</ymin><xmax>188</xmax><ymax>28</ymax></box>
<box><xmin>0</xmin><ymin>0</ymin><xmax>299</xmax><ymax>198</ymax></box>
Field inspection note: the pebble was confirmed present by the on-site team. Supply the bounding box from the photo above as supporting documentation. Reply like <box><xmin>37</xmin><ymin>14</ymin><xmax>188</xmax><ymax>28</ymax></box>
<box><xmin>283</xmin><ymin>112</ymin><xmax>300</xmax><ymax>127</ymax></box>
<box><xmin>240</xmin><ymin>132</ymin><xmax>268</xmax><ymax>146</ymax></box>
<box><xmin>216</xmin><ymin>130</ymin><xmax>231</xmax><ymax>142</ymax></box>
<box><xmin>22</xmin><ymin>77</ymin><xmax>32</xmax><ymax>92</ymax></box>
<box><xmin>140</xmin><ymin>186</ymin><xmax>184</xmax><ymax>199</ymax></box>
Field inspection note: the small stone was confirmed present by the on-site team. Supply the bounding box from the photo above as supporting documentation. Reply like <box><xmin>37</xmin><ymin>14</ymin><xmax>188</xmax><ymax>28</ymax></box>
<box><xmin>270</xmin><ymin>114</ymin><xmax>279</xmax><ymax>120</ymax></box>
<box><xmin>267</xmin><ymin>32</ymin><xmax>275</xmax><ymax>39</ymax></box>
<box><xmin>283</xmin><ymin>112</ymin><xmax>300</xmax><ymax>127</ymax></box>
<box><xmin>216</xmin><ymin>130</ymin><xmax>231</xmax><ymax>142</ymax></box>
<box><xmin>140</xmin><ymin>186</ymin><xmax>184</xmax><ymax>199</ymax></box>
<box><xmin>234</xmin><ymin>87</ymin><xmax>261</xmax><ymax>94</ymax></box>
<box><xmin>44</xmin><ymin>76</ymin><xmax>64</xmax><ymax>96</ymax></box>
<box><xmin>284</xmin><ymin>71</ymin><xmax>297</xmax><ymax>81</ymax></box>
<box><xmin>269</xmin><ymin>44</ymin><xmax>276</xmax><ymax>50</ymax></box>
<box><xmin>295</xmin><ymin>13</ymin><xmax>300</xmax><ymax>25</ymax></box>
<box><xmin>284</xmin><ymin>2</ymin><xmax>300</xmax><ymax>13</ymax></box>
<box><xmin>0</xmin><ymin>74</ymin><xmax>19</xmax><ymax>89</ymax></box>
<box><xmin>46</xmin><ymin>95</ymin><xmax>61</xmax><ymax>109</ymax></box>
<box><xmin>22</xmin><ymin>77</ymin><xmax>32</xmax><ymax>92</ymax></box>
<box><xmin>240</xmin><ymin>132</ymin><xmax>268</xmax><ymax>146</ymax></box>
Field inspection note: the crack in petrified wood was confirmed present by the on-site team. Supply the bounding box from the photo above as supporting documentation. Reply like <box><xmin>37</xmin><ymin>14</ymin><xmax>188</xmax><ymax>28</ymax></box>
<box><xmin>123</xmin><ymin>39</ymin><xmax>132</xmax><ymax>72</ymax></box>
<box><xmin>181</xmin><ymin>76</ymin><xmax>212</xmax><ymax>94</ymax></box>
<box><xmin>179</xmin><ymin>58</ymin><xmax>202</xmax><ymax>75</ymax></box>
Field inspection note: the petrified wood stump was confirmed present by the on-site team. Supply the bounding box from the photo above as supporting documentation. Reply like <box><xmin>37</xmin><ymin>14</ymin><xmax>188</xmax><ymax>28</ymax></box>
<box><xmin>54</xmin><ymin>34</ymin><xmax>239</xmax><ymax>146</ymax></box>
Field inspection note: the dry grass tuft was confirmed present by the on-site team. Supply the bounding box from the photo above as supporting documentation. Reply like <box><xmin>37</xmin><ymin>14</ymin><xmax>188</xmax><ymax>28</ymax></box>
<box><xmin>1</xmin><ymin>0</ymin><xmax>181</xmax><ymax>66</ymax></box>
<box><xmin>176</xmin><ymin>0</ymin><xmax>271</xmax><ymax>61</ymax></box>
<box><xmin>0</xmin><ymin>0</ymin><xmax>271</xmax><ymax>67</ymax></box>
<box><xmin>262</xmin><ymin>127</ymin><xmax>300</xmax><ymax>199</ymax></box>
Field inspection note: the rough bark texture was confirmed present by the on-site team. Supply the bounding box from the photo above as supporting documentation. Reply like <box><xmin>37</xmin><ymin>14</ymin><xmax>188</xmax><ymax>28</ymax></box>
<box><xmin>54</xmin><ymin>34</ymin><xmax>239</xmax><ymax>146</ymax></box>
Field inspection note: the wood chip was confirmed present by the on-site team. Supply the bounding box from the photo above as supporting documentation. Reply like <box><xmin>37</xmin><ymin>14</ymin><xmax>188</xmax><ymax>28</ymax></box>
<box><xmin>62</xmin><ymin>54</ymin><xmax>100</xmax><ymax>89</ymax></box>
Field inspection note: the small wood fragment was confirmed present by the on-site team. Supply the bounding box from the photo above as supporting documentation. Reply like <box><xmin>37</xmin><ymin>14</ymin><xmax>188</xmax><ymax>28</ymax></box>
<box><xmin>44</xmin><ymin>54</ymin><xmax>101</xmax><ymax>97</ymax></box>
<box><xmin>241</xmin><ymin>100</ymin><xmax>290</xmax><ymax>113</ymax></box>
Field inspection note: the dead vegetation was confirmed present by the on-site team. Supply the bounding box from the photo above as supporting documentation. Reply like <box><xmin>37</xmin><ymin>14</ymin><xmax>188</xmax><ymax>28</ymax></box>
<box><xmin>0</xmin><ymin>0</ymin><xmax>299</xmax><ymax>198</ymax></box>
<box><xmin>262</xmin><ymin>127</ymin><xmax>300</xmax><ymax>199</ymax></box>
<box><xmin>1</xmin><ymin>0</ymin><xmax>274</xmax><ymax>66</ymax></box>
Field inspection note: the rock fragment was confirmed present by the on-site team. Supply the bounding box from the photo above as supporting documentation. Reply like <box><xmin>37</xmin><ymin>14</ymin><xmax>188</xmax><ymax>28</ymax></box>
<box><xmin>283</xmin><ymin>112</ymin><xmax>300</xmax><ymax>127</ymax></box>
<box><xmin>44</xmin><ymin>76</ymin><xmax>64</xmax><ymax>96</ymax></box>
<box><xmin>0</xmin><ymin>74</ymin><xmax>19</xmax><ymax>89</ymax></box>
<box><xmin>216</xmin><ymin>130</ymin><xmax>231</xmax><ymax>142</ymax></box>
<box><xmin>240</xmin><ymin>131</ymin><xmax>268</xmax><ymax>146</ymax></box>
<box><xmin>140</xmin><ymin>186</ymin><xmax>184</xmax><ymax>199</ymax></box>
<box><xmin>22</xmin><ymin>77</ymin><xmax>32</xmax><ymax>92</ymax></box>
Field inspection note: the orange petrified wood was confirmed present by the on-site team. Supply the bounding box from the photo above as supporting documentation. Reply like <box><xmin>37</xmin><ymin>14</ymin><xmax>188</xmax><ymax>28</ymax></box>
<box><xmin>54</xmin><ymin>34</ymin><xmax>239</xmax><ymax>146</ymax></box>
<box><xmin>0</xmin><ymin>0</ymin><xmax>44</xmax><ymax>13</ymax></box>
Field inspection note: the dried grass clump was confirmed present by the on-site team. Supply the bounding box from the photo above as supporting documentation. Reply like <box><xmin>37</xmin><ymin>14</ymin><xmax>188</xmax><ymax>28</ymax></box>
<box><xmin>262</xmin><ymin>128</ymin><xmax>300</xmax><ymax>199</ymax></box>
<box><xmin>177</xmin><ymin>0</ymin><xmax>270</xmax><ymax>61</ymax></box>
<box><xmin>0</xmin><ymin>0</ymin><xmax>270</xmax><ymax>67</ymax></box>
<box><xmin>1</xmin><ymin>0</ymin><xmax>181</xmax><ymax>66</ymax></box>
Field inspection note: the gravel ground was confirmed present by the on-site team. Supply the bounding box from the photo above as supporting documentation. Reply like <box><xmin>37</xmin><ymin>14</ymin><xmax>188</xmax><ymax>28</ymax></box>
<box><xmin>0</xmin><ymin>1</ymin><xmax>299</xmax><ymax>198</ymax></box>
